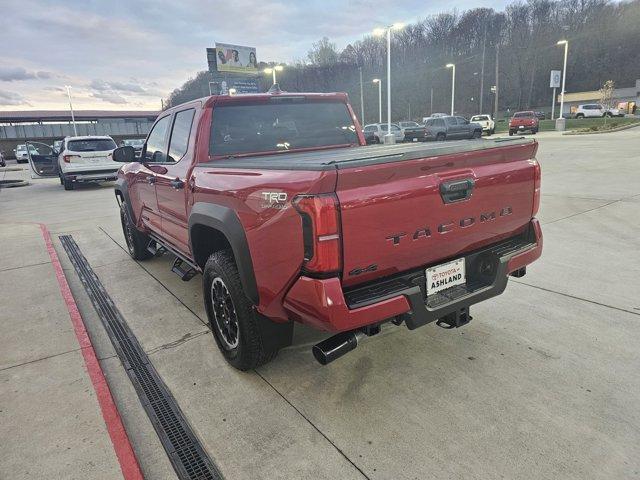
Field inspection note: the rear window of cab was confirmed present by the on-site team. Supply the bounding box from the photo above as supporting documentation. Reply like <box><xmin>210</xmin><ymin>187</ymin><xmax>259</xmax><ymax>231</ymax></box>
<box><xmin>209</xmin><ymin>99</ymin><xmax>358</xmax><ymax>156</ymax></box>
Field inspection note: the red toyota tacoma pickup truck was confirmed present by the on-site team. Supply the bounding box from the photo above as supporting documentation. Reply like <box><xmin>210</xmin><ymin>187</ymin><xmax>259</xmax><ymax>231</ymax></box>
<box><xmin>112</xmin><ymin>90</ymin><xmax>542</xmax><ymax>370</ymax></box>
<box><xmin>509</xmin><ymin>111</ymin><xmax>540</xmax><ymax>136</ymax></box>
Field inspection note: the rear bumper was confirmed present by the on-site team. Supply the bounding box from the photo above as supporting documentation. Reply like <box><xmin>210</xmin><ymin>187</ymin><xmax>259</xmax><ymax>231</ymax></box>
<box><xmin>283</xmin><ymin>219</ymin><xmax>542</xmax><ymax>332</ymax></box>
<box><xmin>64</xmin><ymin>168</ymin><xmax>120</xmax><ymax>182</ymax></box>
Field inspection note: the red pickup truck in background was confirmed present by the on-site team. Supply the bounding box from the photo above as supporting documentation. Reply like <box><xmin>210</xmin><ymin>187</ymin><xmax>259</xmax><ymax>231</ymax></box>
<box><xmin>112</xmin><ymin>89</ymin><xmax>543</xmax><ymax>370</ymax></box>
<box><xmin>509</xmin><ymin>111</ymin><xmax>540</xmax><ymax>136</ymax></box>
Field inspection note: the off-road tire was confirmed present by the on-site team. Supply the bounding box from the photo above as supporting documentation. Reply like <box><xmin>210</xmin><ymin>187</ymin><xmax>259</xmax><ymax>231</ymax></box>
<box><xmin>203</xmin><ymin>250</ymin><xmax>279</xmax><ymax>370</ymax></box>
<box><xmin>120</xmin><ymin>202</ymin><xmax>153</xmax><ymax>260</ymax></box>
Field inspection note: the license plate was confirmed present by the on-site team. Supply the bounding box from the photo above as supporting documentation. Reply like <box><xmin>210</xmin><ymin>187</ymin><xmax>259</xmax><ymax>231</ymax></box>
<box><xmin>426</xmin><ymin>258</ymin><xmax>466</xmax><ymax>296</ymax></box>
<box><xmin>412</xmin><ymin>138</ymin><xmax>418</xmax><ymax>142</ymax></box>
<box><xmin>518</xmin><ymin>125</ymin><xmax>525</xmax><ymax>129</ymax></box>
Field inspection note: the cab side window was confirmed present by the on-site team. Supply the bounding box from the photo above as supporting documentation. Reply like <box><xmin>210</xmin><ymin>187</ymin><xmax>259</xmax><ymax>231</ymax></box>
<box><xmin>144</xmin><ymin>116</ymin><xmax>171</xmax><ymax>163</ymax></box>
<box><xmin>167</xmin><ymin>109</ymin><xmax>195</xmax><ymax>163</ymax></box>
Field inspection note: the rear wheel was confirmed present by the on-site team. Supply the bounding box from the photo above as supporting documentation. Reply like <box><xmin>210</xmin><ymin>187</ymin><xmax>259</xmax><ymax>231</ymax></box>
<box><xmin>63</xmin><ymin>177</ymin><xmax>74</xmax><ymax>190</ymax></box>
<box><xmin>203</xmin><ymin>250</ymin><xmax>279</xmax><ymax>370</ymax></box>
<box><xmin>603</xmin><ymin>112</ymin><xmax>612</xmax><ymax>118</ymax></box>
<box><xmin>508</xmin><ymin>130</ymin><xmax>514</xmax><ymax>136</ymax></box>
<box><xmin>472</xmin><ymin>129</ymin><xmax>482</xmax><ymax>139</ymax></box>
<box><xmin>120</xmin><ymin>202</ymin><xmax>153</xmax><ymax>260</ymax></box>
<box><xmin>576</xmin><ymin>113</ymin><xmax>585</xmax><ymax>119</ymax></box>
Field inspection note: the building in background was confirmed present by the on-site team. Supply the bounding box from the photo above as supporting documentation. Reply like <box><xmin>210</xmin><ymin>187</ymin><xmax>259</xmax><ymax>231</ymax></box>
<box><xmin>0</xmin><ymin>110</ymin><xmax>158</xmax><ymax>159</ymax></box>
<box><xmin>558</xmin><ymin>79</ymin><xmax>639</xmax><ymax>116</ymax></box>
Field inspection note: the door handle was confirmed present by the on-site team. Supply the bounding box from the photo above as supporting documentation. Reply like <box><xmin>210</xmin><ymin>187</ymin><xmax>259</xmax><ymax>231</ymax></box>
<box><xmin>440</xmin><ymin>179</ymin><xmax>474</xmax><ymax>203</ymax></box>
<box><xmin>146</xmin><ymin>176</ymin><xmax>156</xmax><ymax>185</ymax></box>
<box><xmin>170</xmin><ymin>178</ymin><xmax>184</xmax><ymax>189</ymax></box>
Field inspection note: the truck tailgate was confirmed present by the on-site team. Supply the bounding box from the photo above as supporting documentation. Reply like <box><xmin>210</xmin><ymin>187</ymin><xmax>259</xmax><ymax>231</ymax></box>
<box><xmin>336</xmin><ymin>140</ymin><xmax>538</xmax><ymax>287</ymax></box>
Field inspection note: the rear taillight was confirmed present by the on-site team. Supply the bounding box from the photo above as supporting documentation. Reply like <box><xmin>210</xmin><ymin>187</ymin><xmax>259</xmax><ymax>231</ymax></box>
<box><xmin>63</xmin><ymin>155</ymin><xmax>72</xmax><ymax>163</ymax></box>
<box><xmin>532</xmin><ymin>159</ymin><xmax>541</xmax><ymax>216</ymax></box>
<box><xmin>293</xmin><ymin>194</ymin><xmax>342</xmax><ymax>276</ymax></box>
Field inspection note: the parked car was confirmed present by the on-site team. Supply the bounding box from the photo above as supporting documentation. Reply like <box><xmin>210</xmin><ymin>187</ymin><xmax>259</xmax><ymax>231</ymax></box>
<box><xmin>424</xmin><ymin>116</ymin><xmax>483</xmax><ymax>141</ymax></box>
<box><xmin>121</xmin><ymin>138</ymin><xmax>145</xmax><ymax>156</ymax></box>
<box><xmin>109</xmin><ymin>92</ymin><xmax>542</xmax><ymax>370</ymax></box>
<box><xmin>363</xmin><ymin>123</ymin><xmax>405</xmax><ymax>143</ymax></box>
<box><xmin>363</xmin><ymin>124</ymin><xmax>379</xmax><ymax>144</ymax></box>
<box><xmin>13</xmin><ymin>144</ymin><xmax>38</xmax><ymax>163</ymax></box>
<box><xmin>0</xmin><ymin>151</ymin><xmax>5</xmax><ymax>168</ymax></box>
<box><xmin>56</xmin><ymin>136</ymin><xmax>119</xmax><ymax>190</ymax></box>
<box><xmin>470</xmin><ymin>115</ymin><xmax>495</xmax><ymax>135</ymax></box>
<box><xmin>398</xmin><ymin>121</ymin><xmax>428</xmax><ymax>142</ymax></box>
<box><xmin>574</xmin><ymin>104</ymin><xmax>623</xmax><ymax>118</ymax></box>
<box><xmin>534</xmin><ymin>111</ymin><xmax>546</xmax><ymax>120</ymax></box>
<box><xmin>509</xmin><ymin>111</ymin><xmax>539</xmax><ymax>135</ymax></box>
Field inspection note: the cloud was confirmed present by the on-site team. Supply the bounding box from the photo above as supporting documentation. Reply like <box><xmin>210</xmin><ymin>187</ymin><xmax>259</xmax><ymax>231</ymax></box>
<box><xmin>89</xmin><ymin>79</ymin><xmax>151</xmax><ymax>95</ymax></box>
<box><xmin>90</xmin><ymin>91</ymin><xmax>128</xmax><ymax>104</ymax></box>
<box><xmin>0</xmin><ymin>66</ymin><xmax>53</xmax><ymax>82</ymax></box>
<box><xmin>0</xmin><ymin>90</ymin><xmax>29</xmax><ymax>106</ymax></box>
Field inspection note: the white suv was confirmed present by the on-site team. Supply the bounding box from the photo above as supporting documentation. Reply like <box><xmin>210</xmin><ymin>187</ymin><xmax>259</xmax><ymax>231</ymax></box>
<box><xmin>470</xmin><ymin>114</ymin><xmax>495</xmax><ymax>135</ymax></box>
<box><xmin>57</xmin><ymin>136</ymin><xmax>119</xmax><ymax>190</ymax></box>
<box><xmin>363</xmin><ymin>123</ymin><xmax>405</xmax><ymax>143</ymax></box>
<box><xmin>575</xmin><ymin>104</ymin><xmax>622</xmax><ymax>118</ymax></box>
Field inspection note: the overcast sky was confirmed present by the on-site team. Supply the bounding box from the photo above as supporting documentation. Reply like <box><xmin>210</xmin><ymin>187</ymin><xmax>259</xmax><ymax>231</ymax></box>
<box><xmin>2</xmin><ymin>0</ymin><xmax>511</xmax><ymax>111</ymax></box>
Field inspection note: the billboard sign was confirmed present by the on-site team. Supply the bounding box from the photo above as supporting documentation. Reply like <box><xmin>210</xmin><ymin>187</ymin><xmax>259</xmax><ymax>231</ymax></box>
<box><xmin>550</xmin><ymin>70</ymin><xmax>561</xmax><ymax>88</ymax></box>
<box><xmin>215</xmin><ymin>43</ymin><xmax>258</xmax><ymax>74</ymax></box>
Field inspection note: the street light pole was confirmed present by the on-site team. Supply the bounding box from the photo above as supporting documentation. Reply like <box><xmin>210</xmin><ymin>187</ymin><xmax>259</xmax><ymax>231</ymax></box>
<box><xmin>64</xmin><ymin>85</ymin><xmax>77</xmax><ymax>136</ymax></box>
<box><xmin>446</xmin><ymin>64</ymin><xmax>456</xmax><ymax>115</ymax></box>
<box><xmin>263</xmin><ymin>65</ymin><xmax>283</xmax><ymax>86</ymax></box>
<box><xmin>359</xmin><ymin>67</ymin><xmax>365</xmax><ymax>125</ymax></box>
<box><xmin>372</xmin><ymin>79</ymin><xmax>382</xmax><ymax>123</ymax></box>
<box><xmin>558</xmin><ymin>40</ymin><xmax>568</xmax><ymax>120</ymax></box>
<box><xmin>386</xmin><ymin>27</ymin><xmax>391</xmax><ymax>139</ymax></box>
<box><xmin>374</xmin><ymin>23</ymin><xmax>403</xmax><ymax>144</ymax></box>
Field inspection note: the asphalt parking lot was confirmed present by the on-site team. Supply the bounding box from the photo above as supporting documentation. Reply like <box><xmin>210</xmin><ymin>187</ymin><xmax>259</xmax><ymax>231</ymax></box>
<box><xmin>1</xmin><ymin>129</ymin><xmax>639</xmax><ymax>479</ymax></box>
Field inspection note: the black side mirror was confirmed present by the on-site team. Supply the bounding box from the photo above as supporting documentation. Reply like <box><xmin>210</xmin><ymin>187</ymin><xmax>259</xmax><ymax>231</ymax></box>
<box><xmin>113</xmin><ymin>146</ymin><xmax>136</xmax><ymax>162</ymax></box>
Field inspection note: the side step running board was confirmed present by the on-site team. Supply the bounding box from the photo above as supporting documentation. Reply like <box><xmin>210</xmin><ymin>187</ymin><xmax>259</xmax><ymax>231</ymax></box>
<box><xmin>172</xmin><ymin>257</ymin><xmax>197</xmax><ymax>281</ymax></box>
<box><xmin>147</xmin><ymin>240</ymin><xmax>166</xmax><ymax>256</ymax></box>
<box><xmin>147</xmin><ymin>234</ymin><xmax>200</xmax><ymax>282</ymax></box>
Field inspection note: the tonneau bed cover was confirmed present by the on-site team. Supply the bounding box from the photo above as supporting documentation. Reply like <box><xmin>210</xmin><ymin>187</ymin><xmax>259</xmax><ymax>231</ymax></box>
<box><xmin>201</xmin><ymin>137</ymin><xmax>535</xmax><ymax>171</ymax></box>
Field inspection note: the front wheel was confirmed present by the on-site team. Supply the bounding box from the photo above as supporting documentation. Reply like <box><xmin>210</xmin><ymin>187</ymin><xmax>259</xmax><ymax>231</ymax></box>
<box><xmin>203</xmin><ymin>251</ymin><xmax>280</xmax><ymax>370</ymax></box>
<box><xmin>436</xmin><ymin>133</ymin><xmax>446</xmax><ymax>141</ymax></box>
<box><xmin>120</xmin><ymin>203</ymin><xmax>153</xmax><ymax>260</ymax></box>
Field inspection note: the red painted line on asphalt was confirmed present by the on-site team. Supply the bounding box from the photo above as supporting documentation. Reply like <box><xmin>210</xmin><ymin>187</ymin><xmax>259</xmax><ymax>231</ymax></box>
<box><xmin>39</xmin><ymin>224</ymin><xmax>144</xmax><ymax>480</ymax></box>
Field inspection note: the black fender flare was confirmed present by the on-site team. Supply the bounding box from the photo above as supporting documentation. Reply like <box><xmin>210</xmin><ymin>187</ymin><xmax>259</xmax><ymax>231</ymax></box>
<box><xmin>114</xmin><ymin>177</ymin><xmax>135</xmax><ymax>221</ymax></box>
<box><xmin>189</xmin><ymin>202</ymin><xmax>259</xmax><ymax>305</ymax></box>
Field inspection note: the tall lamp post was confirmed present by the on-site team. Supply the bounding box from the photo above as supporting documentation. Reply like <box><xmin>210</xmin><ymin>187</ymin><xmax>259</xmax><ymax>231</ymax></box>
<box><xmin>556</xmin><ymin>40</ymin><xmax>569</xmax><ymax>131</ymax></box>
<box><xmin>446</xmin><ymin>63</ymin><xmax>456</xmax><ymax>116</ymax></box>
<box><xmin>64</xmin><ymin>85</ymin><xmax>78</xmax><ymax>136</ymax></box>
<box><xmin>373</xmin><ymin>23</ymin><xmax>403</xmax><ymax>144</ymax></box>
<box><xmin>372</xmin><ymin>78</ymin><xmax>382</xmax><ymax>123</ymax></box>
<box><xmin>263</xmin><ymin>65</ymin><xmax>284</xmax><ymax>86</ymax></box>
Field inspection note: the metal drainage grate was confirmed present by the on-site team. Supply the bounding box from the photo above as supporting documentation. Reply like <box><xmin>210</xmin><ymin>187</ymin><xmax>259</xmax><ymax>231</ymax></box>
<box><xmin>59</xmin><ymin>235</ymin><xmax>223</xmax><ymax>480</ymax></box>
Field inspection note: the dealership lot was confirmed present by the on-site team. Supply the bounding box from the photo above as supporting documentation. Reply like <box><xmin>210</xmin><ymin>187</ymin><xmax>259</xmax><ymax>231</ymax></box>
<box><xmin>1</xmin><ymin>130</ymin><xmax>639</xmax><ymax>479</ymax></box>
